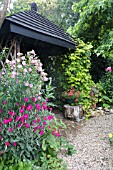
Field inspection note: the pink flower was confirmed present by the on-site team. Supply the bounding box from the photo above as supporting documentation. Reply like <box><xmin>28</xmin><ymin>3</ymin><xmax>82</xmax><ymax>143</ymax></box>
<box><xmin>11</xmin><ymin>74</ymin><xmax>15</xmax><ymax>78</ymax></box>
<box><xmin>0</xmin><ymin>109</ymin><xmax>2</xmax><ymax>113</ymax></box>
<box><xmin>105</xmin><ymin>66</ymin><xmax>112</xmax><ymax>72</ymax></box>
<box><xmin>24</xmin><ymin>123</ymin><xmax>30</xmax><ymax>128</ymax></box>
<box><xmin>29</xmin><ymin>84</ymin><xmax>33</xmax><ymax>88</ymax></box>
<box><xmin>0</xmin><ymin>136</ymin><xmax>2</xmax><ymax>140</ymax></box>
<box><xmin>5</xmin><ymin>142</ymin><xmax>10</xmax><ymax>146</ymax></box>
<box><xmin>20</xmin><ymin>109</ymin><xmax>24</xmax><ymax>113</ymax></box>
<box><xmin>48</xmin><ymin>125</ymin><xmax>51</xmax><ymax>129</ymax></box>
<box><xmin>24</xmin><ymin>68</ymin><xmax>27</xmax><ymax>73</ymax></box>
<box><xmin>43</xmin><ymin>77</ymin><xmax>48</xmax><ymax>81</ymax></box>
<box><xmin>3</xmin><ymin>101</ymin><xmax>7</xmax><ymax>105</ymax></box>
<box><xmin>8</xmin><ymin>128</ymin><xmax>13</xmax><ymax>132</ymax></box>
<box><xmin>22</xmin><ymin>61</ymin><xmax>26</xmax><ymax>66</ymax></box>
<box><xmin>23</xmin><ymin>114</ymin><xmax>29</xmax><ymax>120</ymax></box>
<box><xmin>26</xmin><ymin>104</ymin><xmax>33</xmax><ymax>111</ymax></box>
<box><xmin>39</xmin><ymin>131</ymin><xmax>44</xmax><ymax>135</ymax></box>
<box><xmin>13</xmin><ymin>142</ymin><xmax>17</xmax><ymax>146</ymax></box>
<box><xmin>32</xmin><ymin>97</ymin><xmax>37</xmax><ymax>102</ymax></box>
<box><xmin>37</xmin><ymin>67</ymin><xmax>42</xmax><ymax>72</ymax></box>
<box><xmin>38</xmin><ymin>96</ymin><xmax>41</xmax><ymax>100</ymax></box>
<box><xmin>28</xmin><ymin>68</ymin><xmax>32</xmax><ymax>72</ymax></box>
<box><xmin>0</xmin><ymin>123</ymin><xmax>2</xmax><ymax>127</ymax></box>
<box><xmin>25</xmin><ymin>82</ymin><xmax>29</xmax><ymax>86</ymax></box>
<box><xmin>3</xmin><ymin>119</ymin><xmax>9</xmax><ymax>124</ymax></box>
<box><xmin>24</xmin><ymin>97</ymin><xmax>29</xmax><ymax>102</ymax></box>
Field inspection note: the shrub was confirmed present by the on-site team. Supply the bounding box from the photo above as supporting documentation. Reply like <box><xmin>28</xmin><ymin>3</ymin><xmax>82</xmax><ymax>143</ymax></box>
<box><xmin>99</xmin><ymin>66</ymin><xmax>113</xmax><ymax>108</ymax></box>
<box><xmin>0</xmin><ymin>50</ymin><xmax>75</xmax><ymax>169</ymax></box>
<box><xmin>62</xmin><ymin>39</ymin><xmax>99</xmax><ymax>112</ymax></box>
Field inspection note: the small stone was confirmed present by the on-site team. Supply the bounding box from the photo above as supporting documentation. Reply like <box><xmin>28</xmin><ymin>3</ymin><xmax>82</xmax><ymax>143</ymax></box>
<box><xmin>110</xmin><ymin>109</ymin><xmax>113</xmax><ymax>114</ymax></box>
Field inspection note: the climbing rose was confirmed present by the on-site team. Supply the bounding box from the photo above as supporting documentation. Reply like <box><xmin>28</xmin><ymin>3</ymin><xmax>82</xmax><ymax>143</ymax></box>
<box><xmin>105</xmin><ymin>67</ymin><xmax>112</xmax><ymax>72</ymax></box>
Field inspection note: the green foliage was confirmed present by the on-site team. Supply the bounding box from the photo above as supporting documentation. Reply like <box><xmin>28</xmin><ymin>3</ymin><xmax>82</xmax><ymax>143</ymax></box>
<box><xmin>62</xmin><ymin>39</ymin><xmax>98</xmax><ymax>111</ymax></box>
<box><xmin>68</xmin><ymin>0</ymin><xmax>113</xmax><ymax>61</ymax></box>
<box><xmin>99</xmin><ymin>67</ymin><xmax>113</xmax><ymax>108</ymax></box>
<box><xmin>0</xmin><ymin>157</ymin><xmax>33</xmax><ymax>170</ymax></box>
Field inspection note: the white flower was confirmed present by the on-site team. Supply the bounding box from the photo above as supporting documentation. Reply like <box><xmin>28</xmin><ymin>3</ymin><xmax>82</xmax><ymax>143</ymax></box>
<box><xmin>17</xmin><ymin>65</ymin><xmax>22</xmax><ymax>69</ymax></box>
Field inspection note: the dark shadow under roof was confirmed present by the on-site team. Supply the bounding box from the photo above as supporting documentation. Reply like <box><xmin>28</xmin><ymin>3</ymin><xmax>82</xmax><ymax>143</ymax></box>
<box><xmin>0</xmin><ymin>10</ymin><xmax>75</xmax><ymax>51</ymax></box>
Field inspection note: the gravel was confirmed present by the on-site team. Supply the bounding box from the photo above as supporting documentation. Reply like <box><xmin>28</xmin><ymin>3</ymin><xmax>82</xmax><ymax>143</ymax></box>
<box><xmin>59</xmin><ymin>114</ymin><xmax>113</xmax><ymax>170</ymax></box>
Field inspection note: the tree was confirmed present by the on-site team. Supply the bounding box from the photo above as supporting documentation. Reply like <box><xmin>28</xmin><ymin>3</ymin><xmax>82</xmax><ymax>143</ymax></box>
<box><xmin>0</xmin><ymin>0</ymin><xmax>9</xmax><ymax>28</ymax></box>
<box><xmin>69</xmin><ymin>0</ymin><xmax>113</xmax><ymax>60</ymax></box>
<box><xmin>11</xmin><ymin>0</ymin><xmax>79</xmax><ymax>31</ymax></box>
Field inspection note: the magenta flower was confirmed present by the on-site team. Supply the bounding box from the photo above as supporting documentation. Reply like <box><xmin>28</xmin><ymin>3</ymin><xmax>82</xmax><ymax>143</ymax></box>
<box><xmin>37</xmin><ymin>125</ymin><xmax>41</xmax><ymax>129</ymax></box>
<box><xmin>5</xmin><ymin>142</ymin><xmax>10</xmax><ymax>146</ymax></box>
<box><xmin>0</xmin><ymin>123</ymin><xmax>2</xmax><ymax>127</ymax></box>
<box><xmin>24</xmin><ymin>123</ymin><xmax>30</xmax><ymax>128</ymax></box>
<box><xmin>50</xmin><ymin>108</ymin><xmax>53</xmax><ymax>111</ymax></box>
<box><xmin>8</xmin><ymin>128</ymin><xmax>13</xmax><ymax>132</ymax></box>
<box><xmin>37</xmin><ymin>118</ymin><xmax>40</xmax><ymax>122</ymax></box>
<box><xmin>34</xmin><ymin>127</ymin><xmax>37</xmax><ymax>132</ymax></box>
<box><xmin>20</xmin><ymin>109</ymin><xmax>24</xmax><ymax>113</ymax></box>
<box><xmin>32</xmin><ymin>97</ymin><xmax>37</xmax><ymax>102</ymax></box>
<box><xmin>0</xmin><ymin>136</ymin><xmax>2</xmax><ymax>140</ymax></box>
<box><xmin>3</xmin><ymin>101</ymin><xmax>7</xmax><ymax>105</ymax></box>
<box><xmin>48</xmin><ymin>115</ymin><xmax>54</xmax><ymax>120</ymax></box>
<box><xmin>39</xmin><ymin>131</ymin><xmax>44</xmax><ymax>135</ymax></box>
<box><xmin>8</xmin><ymin>117</ymin><xmax>13</xmax><ymax>122</ymax></box>
<box><xmin>18</xmin><ymin>124</ymin><xmax>22</xmax><ymax>128</ymax></box>
<box><xmin>8</xmin><ymin>111</ymin><xmax>16</xmax><ymax>116</ymax></box>
<box><xmin>0</xmin><ymin>109</ymin><xmax>2</xmax><ymax>113</ymax></box>
<box><xmin>52</xmin><ymin>131</ymin><xmax>55</xmax><ymax>135</ymax></box>
<box><xmin>43</xmin><ymin>122</ymin><xmax>46</xmax><ymax>125</ymax></box>
<box><xmin>105</xmin><ymin>66</ymin><xmax>112</xmax><ymax>72</ymax></box>
<box><xmin>26</xmin><ymin>104</ymin><xmax>33</xmax><ymax>111</ymax></box>
<box><xmin>3</xmin><ymin>119</ymin><xmax>9</xmax><ymax>124</ymax></box>
<box><xmin>20</xmin><ymin>117</ymin><xmax>25</xmax><ymax>123</ymax></box>
<box><xmin>15</xmin><ymin>116</ymin><xmax>21</xmax><ymax>122</ymax></box>
<box><xmin>55</xmin><ymin>133</ymin><xmax>60</xmax><ymax>137</ymax></box>
<box><xmin>23</xmin><ymin>114</ymin><xmax>29</xmax><ymax>120</ymax></box>
<box><xmin>24</xmin><ymin>97</ymin><xmax>29</xmax><ymax>102</ymax></box>
<box><xmin>43</xmin><ymin>116</ymin><xmax>47</xmax><ymax>120</ymax></box>
<box><xmin>42</xmin><ymin>105</ymin><xmax>47</xmax><ymax>110</ymax></box>
<box><xmin>36</xmin><ymin>104</ymin><xmax>41</xmax><ymax>111</ymax></box>
<box><xmin>13</xmin><ymin>142</ymin><xmax>17</xmax><ymax>147</ymax></box>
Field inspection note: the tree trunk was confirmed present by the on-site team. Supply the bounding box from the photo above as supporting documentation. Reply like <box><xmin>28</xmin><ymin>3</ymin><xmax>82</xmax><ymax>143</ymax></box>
<box><xmin>0</xmin><ymin>0</ymin><xmax>9</xmax><ymax>28</ymax></box>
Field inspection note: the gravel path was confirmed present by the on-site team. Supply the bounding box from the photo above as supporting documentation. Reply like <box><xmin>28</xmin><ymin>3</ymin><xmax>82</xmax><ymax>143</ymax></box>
<box><xmin>59</xmin><ymin>114</ymin><xmax>113</xmax><ymax>170</ymax></box>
